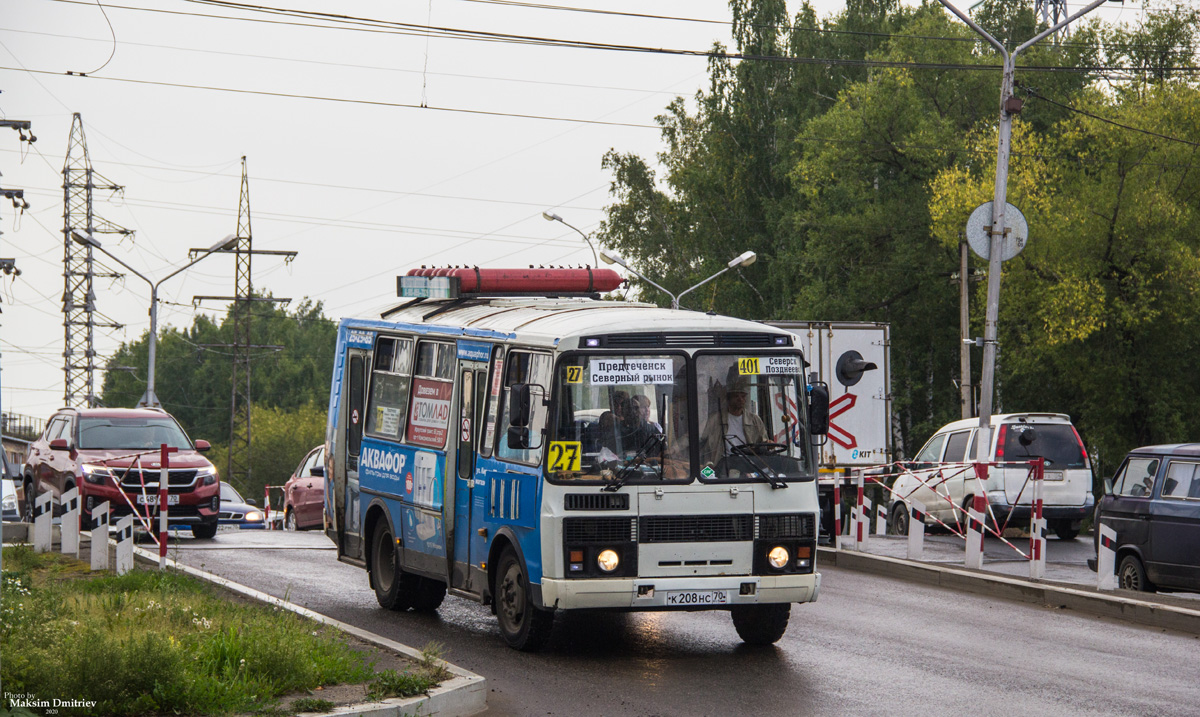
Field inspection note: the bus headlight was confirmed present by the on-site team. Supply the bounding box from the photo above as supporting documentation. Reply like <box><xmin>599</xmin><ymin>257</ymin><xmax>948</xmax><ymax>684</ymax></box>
<box><xmin>596</xmin><ymin>549</ymin><xmax>620</xmax><ymax>573</ymax></box>
<box><xmin>767</xmin><ymin>546</ymin><xmax>790</xmax><ymax>570</ymax></box>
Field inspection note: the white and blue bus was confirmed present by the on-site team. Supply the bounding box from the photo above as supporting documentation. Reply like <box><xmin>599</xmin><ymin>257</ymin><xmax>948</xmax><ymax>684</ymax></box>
<box><xmin>324</xmin><ymin>268</ymin><xmax>829</xmax><ymax>650</ymax></box>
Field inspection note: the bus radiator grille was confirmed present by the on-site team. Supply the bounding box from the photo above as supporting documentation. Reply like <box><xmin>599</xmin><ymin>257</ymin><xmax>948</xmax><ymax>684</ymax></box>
<box><xmin>638</xmin><ymin>514</ymin><xmax>754</xmax><ymax>543</ymax></box>
<box><xmin>563</xmin><ymin>517</ymin><xmax>635</xmax><ymax>544</ymax></box>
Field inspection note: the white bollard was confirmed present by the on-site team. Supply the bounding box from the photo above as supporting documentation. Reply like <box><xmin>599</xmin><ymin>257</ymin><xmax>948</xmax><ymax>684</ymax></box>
<box><xmin>1097</xmin><ymin>522</ymin><xmax>1118</xmax><ymax>591</ymax></box>
<box><xmin>1029</xmin><ymin>516</ymin><xmax>1047</xmax><ymax>580</ymax></box>
<box><xmin>964</xmin><ymin>494</ymin><xmax>985</xmax><ymax>570</ymax></box>
<box><xmin>872</xmin><ymin>492</ymin><xmax>888</xmax><ymax>536</ymax></box>
<box><xmin>906</xmin><ymin>498</ymin><xmax>926</xmax><ymax>560</ymax></box>
<box><xmin>90</xmin><ymin>501</ymin><xmax>110</xmax><ymax>571</ymax></box>
<box><xmin>115</xmin><ymin>515</ymin><xmax>134</xmax><ymax>576</ymax></box>
<box><xmin>61</xmin><ymin>487</ymin><xmax>80</xmax><ymax>557</ymax></box>
<box><xmin>32</xmin><ymin>492</ymin><xmax>53</xmax><ymax>553</ymax></box>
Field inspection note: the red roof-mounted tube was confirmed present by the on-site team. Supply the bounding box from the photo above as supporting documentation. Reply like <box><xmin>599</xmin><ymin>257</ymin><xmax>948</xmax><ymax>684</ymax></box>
<box><xmin>405</xmin><ymin>267</ymin><xmax>624</xmax><ymax>295</ymax></box>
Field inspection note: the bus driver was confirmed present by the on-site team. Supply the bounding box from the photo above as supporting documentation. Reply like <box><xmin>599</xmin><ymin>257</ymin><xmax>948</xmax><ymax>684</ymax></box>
<box><xmin>701</xmin><ymin>376</ymin><xmax>768</xmax><ymax>465</ymax></box>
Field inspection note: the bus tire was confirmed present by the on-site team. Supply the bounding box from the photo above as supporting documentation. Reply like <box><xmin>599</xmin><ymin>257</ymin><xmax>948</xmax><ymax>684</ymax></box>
<box><xmin>731</xmin><ymin>603</ymin><xmax>790</xmax><ymax>645</ymax></box>
<box><xmin>371</xmin><ymin>520</ymin><xmax>414</xmax><ymax>611</ymax></box>
<box><xmin>410</xmin><ymin>577</ymin><xmax>447</xmax><ymax>612</ymax></box>
<box><xmin>494</xmin><ymin>547</ymin><xmax>553</xmax><ymax>651</ymax></box>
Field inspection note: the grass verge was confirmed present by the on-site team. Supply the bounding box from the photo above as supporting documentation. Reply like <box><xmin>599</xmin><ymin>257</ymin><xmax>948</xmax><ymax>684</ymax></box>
<box><xmin>0</xmin><ymin>545</ymin><xmax>446</xmax><ymax>716</ymax></box>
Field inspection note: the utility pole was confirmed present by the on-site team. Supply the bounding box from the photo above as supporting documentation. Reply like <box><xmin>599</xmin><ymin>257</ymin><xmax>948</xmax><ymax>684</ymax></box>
<box><xmin>192</xmin><ymin>158</ymin><xmax>295</xmax><ymax>491</ymax></box>
<box><xmin>62</xmin><ymin>114</ymin><xmax>131</xmax><ymax>408</ymax></box>
<box><xmin>958</xmin><ymin>239</ymin><xmax>973</xmax><ymax>419</ymax></box>
<box><xmin>937</xmin><ymin>0</ymin><xmax>1112</xmax><ymax>460</ymax></box>
<box><xmin>0</xmin><ymin>115</ymin><xmax>35</xmax><ymax>699</ymax></box>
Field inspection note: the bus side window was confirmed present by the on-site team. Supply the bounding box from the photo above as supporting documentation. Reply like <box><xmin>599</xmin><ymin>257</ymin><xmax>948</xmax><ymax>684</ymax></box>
<box><xmin>348</xmin><ymin>355</ymin><xmax>365</xmax><ymax>467</ymax></box>
<box><xmin>496</xmin><ymin>351</ymin><xmax>551</xmax><ymax>465</ymax></box>
<box><xmin>365</xmin><ymin>336</ymin><xmax>414</xmax><ymax>441</ymax></box>
<box><xmin>480</xmin><ymin>347</ymin><xmax>505</xmax><ymax>458</ymax></box>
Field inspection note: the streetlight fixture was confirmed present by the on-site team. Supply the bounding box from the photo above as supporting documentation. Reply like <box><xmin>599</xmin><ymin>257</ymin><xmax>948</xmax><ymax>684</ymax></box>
<box><xmin>936</xmin><ymin>0</ymin><xmax>1110</xmax><ymax>461</ymax></box>
<box><xmin>71</xmin><ymin>231</ymin><xmax>236</xmax><ymax>409</ymax></box>
<box><xmin>600</xmin><ymin>248</ymin><xmax>756</xmax><ymax>311</ymax></box>
<box><xmin>542</xmin><ymin>211</ymin><xmax>599</xmax><ymax>267</ymax></box>
<box><xmin>675</xmin><ymin>250</ymin><xmax>756</xmax><ymax>311</ymax></box>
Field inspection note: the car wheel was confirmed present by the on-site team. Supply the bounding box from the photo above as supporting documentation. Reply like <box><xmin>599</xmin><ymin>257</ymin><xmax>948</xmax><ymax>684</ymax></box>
<box><xmin>1118</xmin><ymin>554</ymin><xmax>1155</xmax><ymax>592</ymax></box>
<box><xmin>285</xmin><ymin>510</ymin><xmax>298</xmax><ymax>532</ymax></box>
<box><xmin>494</xmin><ymin>547</ymin><xmax>553</xmax><ymax>651</ymax></box>
<box><xmin>20</xmin><ymin>480</ymin><xmax>34</xmax><ymax>524</ymax></box>
<box><xmin>731</xmin><ymin>603</ymin><xmax>791</xmax><ymax>645</ymax></box>
<box><xmin>1053</xmin><ymin>520</ymin><xmax>1079</xmax><ymax>541</ymax></box>
<box><xmin>191</xmin><ymin>521</ymin><xmax>218</xmax><ymax>540</ymax></box>
<box><xmin>889</xmin><ymin>503</ymin><xmax>910</xmax><ymax>536</ymax></box>
<box><xmin>370</xmin><ymin>520</ymin><xmax>414</xmax><ymax>611</ymax></box>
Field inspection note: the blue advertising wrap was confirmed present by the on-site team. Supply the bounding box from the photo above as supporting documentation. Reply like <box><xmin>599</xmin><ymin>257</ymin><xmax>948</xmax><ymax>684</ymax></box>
<box><xmin>359</xmin><ymin>437</ymin><xmax>446</xmax><ymax>557</ymax></box>
<box><xmin>457</xmin><ymin>339</ymin><xmax>492</xmax><ymax>362</ymax></box>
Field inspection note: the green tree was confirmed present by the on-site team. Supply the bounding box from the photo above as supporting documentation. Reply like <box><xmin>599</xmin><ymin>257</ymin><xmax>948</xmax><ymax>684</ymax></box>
<box><xmin>209</xmin><ymin>401</ymin><xmax>326</xmax><ymax>503</ymax></box>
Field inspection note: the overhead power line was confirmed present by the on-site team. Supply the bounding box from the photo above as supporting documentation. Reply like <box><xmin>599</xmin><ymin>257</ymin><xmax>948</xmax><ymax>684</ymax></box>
<box><xmin>1021</xmin><ymin>86</ymin><xmax>1200</xmax><ymax>148</ymax></box>
<box><xmin>37</xmin><ymin>0</ymin><xmax>1200</xmax><ymax>76</ymax></box>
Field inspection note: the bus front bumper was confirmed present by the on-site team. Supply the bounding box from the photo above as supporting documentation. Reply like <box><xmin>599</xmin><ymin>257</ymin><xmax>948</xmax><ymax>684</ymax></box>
<box><xmin>539</xmin><ymin>572</ymin><xmax>820</xmax><ymax>611</ymax></box>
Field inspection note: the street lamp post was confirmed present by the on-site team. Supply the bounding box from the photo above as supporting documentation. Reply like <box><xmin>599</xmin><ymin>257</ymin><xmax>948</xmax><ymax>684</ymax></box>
<box><xmin>71</xmin><ymin>232</ymin><xmax>236</xmax><ymax>409</ymax></box>
<box><xmin>936</xmin><ymin>0</ymin><xmax>1111</xmax><ymax>460</ymax></box>
<box><xmin>600</xmin><ymin>248</ymin><xmax>756</xmax><ymax>311</ymax></box>
<box><xmin>542</xmin><ymin>211</ymin><xmax>599</xmax><ymax>267</ymax></box>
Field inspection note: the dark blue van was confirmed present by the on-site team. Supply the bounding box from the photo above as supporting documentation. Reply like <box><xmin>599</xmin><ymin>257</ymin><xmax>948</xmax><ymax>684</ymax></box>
<box><xmin>1093</xmin><ymin>445</ymin><xmax>1200</xmax><ymax>593</ymax></box>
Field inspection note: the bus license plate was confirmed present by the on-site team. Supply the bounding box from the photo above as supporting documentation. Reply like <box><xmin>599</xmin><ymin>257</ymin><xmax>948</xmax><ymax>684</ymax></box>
<box><xmin>136</xmin><ymin>494</ymin><xmax>180</xmax><ymax>506</ymax></box>
<box><xmin>664</xmin><ymin>590</ymin><xmax>728</xmax><ymax>606</ymax></box>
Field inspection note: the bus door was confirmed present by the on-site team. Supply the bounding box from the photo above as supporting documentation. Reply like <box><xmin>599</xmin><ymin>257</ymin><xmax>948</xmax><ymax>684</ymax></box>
<box><xmin>452</xmin><ymin>342</ymin><xmax>491</xmax><ymax>591</ymax></box>
<box><xmin>342</xmin><ymin>347</ymin><xmax>368</xmax><ymax>560</ymax></box>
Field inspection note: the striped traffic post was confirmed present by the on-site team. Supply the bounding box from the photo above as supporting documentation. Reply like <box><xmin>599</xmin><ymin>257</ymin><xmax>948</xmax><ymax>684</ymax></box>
<box><xmin>61</xmin><ymin>487</ymin><xmax>80</xmax><ymax>556</ymax></box>
<box><xmin>965</xmin><ymin>493</ymin><xmax>986</xmax><ymax>570</ymax></box>
<box><xmin>32</xmin><ymin>491</ymin><xmax>53</xmax><ymax>553</ymax></box>
<box><xmin>90</xmin><ymin>501</ymin><xmax>109</xmax><ymax>571</ymax></box>
<box><xmin>1029</xmin><ymin>458</ymin><xmax>1046</xmax><ymax>580</ymax></box>
<box><xmin>853</xmin><ymin>470</ymin><xmax>867</xmax><ymax>551</ymax></box>
<box><xmin>159</xmin><ymin>444</ymin><xmax>178</xmax><ymax>570</ymax></box>
<box><xmin>1097</xmin><ymin>522</ymin><xmax>1118</xmax><ymax>590</ymax></box>
<box><xmin>833</xmin><ymin>482</ymin><xmax>844</xmax><ymax>549</ymax></box>
<box><xmin>115</xmin><ymin>515</ymin><xmax>134</xmax><ymax>575</ymax></box>
<box><xmin>907</xmin><ymin>498</ymin><xmax>926</xmax><ymax>560</ymax></box>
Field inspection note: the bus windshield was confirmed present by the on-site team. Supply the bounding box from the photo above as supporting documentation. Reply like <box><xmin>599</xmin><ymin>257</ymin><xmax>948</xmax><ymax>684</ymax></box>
<box><xmin>548</xmin><ymin>354</ymin><xmax>689</xmax><ymax>485</ymax></box>
<box><xmin>695</xmin><ymin>353</ymin><xmax>812</xmax><ymax>483</ymax></box>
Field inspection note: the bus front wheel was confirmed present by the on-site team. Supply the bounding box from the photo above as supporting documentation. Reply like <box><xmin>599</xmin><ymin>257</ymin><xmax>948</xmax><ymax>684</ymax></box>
<box><xmin>494</xmin><ymin>547</ymin><xmax>553</xmax><ymax>651</ymax></box>
<box><xmin>371</xmin><ymin>521</ymin><xmax>414</xmax><ymax>611</ymax></box>
<box><xmin>731</xmin><ymin>603</ymin><xmax>790</xmax><ymax>645</ymax></box>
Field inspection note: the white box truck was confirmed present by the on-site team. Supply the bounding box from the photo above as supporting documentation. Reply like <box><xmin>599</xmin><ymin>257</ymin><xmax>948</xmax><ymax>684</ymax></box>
<box><xmin>765</xmin><ymin>321</ymin><xmax>892</xmax><ymax>541</ymax></box>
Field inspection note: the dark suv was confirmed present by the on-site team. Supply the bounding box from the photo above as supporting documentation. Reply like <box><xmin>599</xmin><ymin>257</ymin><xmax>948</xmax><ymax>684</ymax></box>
<box><xmin>22</xmin><ymin>407</ymin><xmax>221</xmax><ymax>538</ymax></box>
<box><xmin>1091</xmin><ymin>444</ymin><xmax>1200</xmax><ymax>593</ymax></box>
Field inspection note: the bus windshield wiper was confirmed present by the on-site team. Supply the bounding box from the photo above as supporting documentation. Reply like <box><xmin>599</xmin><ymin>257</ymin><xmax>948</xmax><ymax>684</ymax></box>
<box><xmin>602</xmin><ymin>433</ymin><xmax>664</xmax><ymax>492</ymax></box>
<box><xmin>726</xmin><ymin>438</ymin><xmax>787</xmax><ymax>489</ymax></box>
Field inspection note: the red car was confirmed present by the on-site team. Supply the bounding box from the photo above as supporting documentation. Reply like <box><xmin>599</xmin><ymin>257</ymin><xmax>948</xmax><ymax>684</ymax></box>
<box><xmin>22</xmin><ymin>407</ymin><xmax>221</xmax><ymax>538</ymax></box>
<box><xmin>283</xmin><ymin>445</ymin><xmax>325</xmax><ymax>531</ymax></box>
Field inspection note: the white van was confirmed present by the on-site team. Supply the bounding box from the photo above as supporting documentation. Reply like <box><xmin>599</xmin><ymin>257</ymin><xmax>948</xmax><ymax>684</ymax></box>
<box><xmin>887</xmin><ymin>413</ymin><xmax>1094</xmax><ymax>540</ymax></box>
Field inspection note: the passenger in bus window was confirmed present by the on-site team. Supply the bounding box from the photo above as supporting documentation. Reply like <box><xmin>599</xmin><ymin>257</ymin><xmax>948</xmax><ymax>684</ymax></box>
<box><xmin>701</xmin><ymin>377</ymin><xmax>768</xmax><ymax>465</ymax></box>
<box><xmin>631</xmin><ymin>394</ymin><xmax>663</xmax><ymax>433</ymax></box>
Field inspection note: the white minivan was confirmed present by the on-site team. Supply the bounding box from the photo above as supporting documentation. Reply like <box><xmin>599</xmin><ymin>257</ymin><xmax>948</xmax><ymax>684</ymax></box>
<box><xmin>888</xmin><ymin>413</ymin><xmax>1094</xmax><ymax>540</ymax></box>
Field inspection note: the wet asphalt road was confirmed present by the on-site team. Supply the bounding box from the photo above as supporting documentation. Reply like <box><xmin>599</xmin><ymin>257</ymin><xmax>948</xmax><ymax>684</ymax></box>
<box><xmin>174</xmin><ymin>529</ymin><xmax>1200</xmax><ymax>716</ymax></box>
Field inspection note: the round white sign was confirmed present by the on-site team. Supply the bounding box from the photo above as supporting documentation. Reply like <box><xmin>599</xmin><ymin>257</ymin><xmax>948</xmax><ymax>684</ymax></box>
<box><xmin>966</xmin><ymin>201</ymin><xmax>1028</xmax><ymax>262</ymax></box>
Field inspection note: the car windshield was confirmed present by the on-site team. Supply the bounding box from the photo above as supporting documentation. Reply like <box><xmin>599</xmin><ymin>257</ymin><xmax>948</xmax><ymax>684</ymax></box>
<box><xmin>696</xmin><ymin>353</ymin><xmax>813</xmax><ymax>482</ymax></box>
<box><xmin>220</xmin><ymin>483</ymin><xmax>243</xmax><ymax>502</ymax></box>
<box><xmin>547</xmin><ymin>354</ymin><xmax>689</xmax><ymax>485</ymax></box>
<box><xmin>1003</xmin><ymin>423</ymin><xmax>1086</xmax><ymax>469</ymax></box>
<box><xmin>77</xmin><ymin>417</ymin><xmax>192</xmax><ymax>451</ymax></box>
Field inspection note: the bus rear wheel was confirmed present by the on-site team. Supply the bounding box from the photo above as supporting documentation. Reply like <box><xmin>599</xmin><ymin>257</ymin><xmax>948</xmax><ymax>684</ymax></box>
<box><xmin>371</xmin><ymin>521</ymin><xmax>414</xmax><ymax>611</ymax></box>
<box><xmin>494</xmin><ymin>547</ymin><xmax>553</xmax><ymax>652</ymax></box>
<box><xmin>731</xmin><ymin>603</ymin><xmax>790</xmax><ymax>645</ymax></box>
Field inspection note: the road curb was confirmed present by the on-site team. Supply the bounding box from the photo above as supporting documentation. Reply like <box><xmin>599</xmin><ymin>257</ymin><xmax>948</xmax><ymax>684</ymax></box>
<box><xmin>132</xmin><ymin>545</ymin><xmax>487</xmax><ymax>717</ymax></box>
<box><xmin>819</xmin><ymin>546</ymin><xmax>1200</xmax><ymax>636</ymax></box>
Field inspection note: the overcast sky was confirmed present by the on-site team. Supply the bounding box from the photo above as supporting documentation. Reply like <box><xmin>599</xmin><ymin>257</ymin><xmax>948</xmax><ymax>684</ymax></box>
<box><xmin>0</xmin><ymin>0</ymin><xmax>1143</xmax><ymax>423</ymax></box>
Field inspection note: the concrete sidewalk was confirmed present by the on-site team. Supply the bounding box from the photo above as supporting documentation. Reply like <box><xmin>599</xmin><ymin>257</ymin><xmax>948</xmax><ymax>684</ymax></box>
<box><xmin>821</xmin><ymin>533</ymin><xmax>1200</xmax><ymax>635</ymax></box>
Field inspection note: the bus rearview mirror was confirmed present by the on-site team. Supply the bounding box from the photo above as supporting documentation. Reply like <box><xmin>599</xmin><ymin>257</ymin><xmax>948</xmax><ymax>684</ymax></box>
<box><xmin>808</xmin><ymin>384</ymin><xmax>830</xmax><ymax>436</ymax></box>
